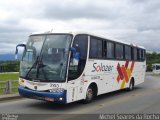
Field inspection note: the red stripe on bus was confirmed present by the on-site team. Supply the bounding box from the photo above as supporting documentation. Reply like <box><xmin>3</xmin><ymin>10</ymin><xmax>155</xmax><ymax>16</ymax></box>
<box><xmin>117</xmin><ymin>63</ymin><xmax>124</xmax><ymax>80</ymax></box>
<box><xmin>117</xmin><ymin>75</ymin><xmax>120</xmax><ymax>82</ymax></box>
<box><xmin>121</xmin><ymin>65</ymin><xmax>129</xmax><ymax>83</ymax></box>
<box><xmin>125</xmin><ymin>60</ymin><xmax>129</xmax><ymax>68</ymax></box>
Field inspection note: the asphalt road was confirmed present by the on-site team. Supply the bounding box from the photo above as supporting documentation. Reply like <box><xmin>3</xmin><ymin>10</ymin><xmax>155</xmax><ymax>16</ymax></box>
<box><xmin>0</xmin><ymin>73</ymin><xmax>160</xmax><ymax>120</ymax></box>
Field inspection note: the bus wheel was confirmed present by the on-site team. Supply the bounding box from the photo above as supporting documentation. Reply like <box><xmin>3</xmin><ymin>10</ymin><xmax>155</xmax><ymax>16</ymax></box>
<box><xmin>127</xmin><ymin>79</ymin><xmax>134</xmax><ymax>91</ymax></box>
<box><xmin>83</xmin><ymin>86</ymin><xmax>94</xmax><ymax>103</ymax></box>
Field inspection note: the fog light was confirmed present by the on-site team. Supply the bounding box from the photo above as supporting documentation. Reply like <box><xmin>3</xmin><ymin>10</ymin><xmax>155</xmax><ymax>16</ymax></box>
<box><xmin>19</xmin><ymin>78</ymin><xmax>25</xmax><ymax>87</ymax></box>
<box><xmin>19</xmin><ymin>78</ymin><xmax>24</xmax><ymax>84</ymax></box>
<box><xmin>59</xmin><ymin>97</ymin><xmax>63</xmax><ymax>101</ymax></box>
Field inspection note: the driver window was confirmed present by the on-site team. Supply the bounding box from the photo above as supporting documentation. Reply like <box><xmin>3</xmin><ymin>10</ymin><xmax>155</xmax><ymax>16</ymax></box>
<box><xmin>68</xmin><ymin>35</ymin><xmax>88</xmax><ymax>80</ymax></box>
<box><xmin>23</xmin><ymin>49</ymin><xmax>33</xmax><ymax>62</ymax></box>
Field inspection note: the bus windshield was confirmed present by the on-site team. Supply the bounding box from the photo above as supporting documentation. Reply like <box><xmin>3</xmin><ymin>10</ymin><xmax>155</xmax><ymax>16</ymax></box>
<box><xmin>20</xmin><ymin>34</ymin><xmax>72</xmax><ymax>82</ymax></box>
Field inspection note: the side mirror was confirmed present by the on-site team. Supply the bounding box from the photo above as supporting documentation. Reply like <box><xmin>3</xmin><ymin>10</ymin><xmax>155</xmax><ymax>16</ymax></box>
<box><xmin>15</xmin><ymin>44</ymin><xmax>26</xmax><ymax>60</ymax></box>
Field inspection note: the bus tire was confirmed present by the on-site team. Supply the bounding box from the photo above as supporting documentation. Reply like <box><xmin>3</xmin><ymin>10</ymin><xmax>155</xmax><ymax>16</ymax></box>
<box><xmin>127</xmin><ymin>79</ymin><xmax>134</xmax><ymax>91</ymax></box>
<box><xmin>83</xmin><ymin>86</ymin><xmax>94</xmax><ymax>103</ymax></box>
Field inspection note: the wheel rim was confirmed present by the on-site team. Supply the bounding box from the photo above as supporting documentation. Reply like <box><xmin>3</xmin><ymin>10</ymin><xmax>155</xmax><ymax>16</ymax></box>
<box><xmin>87</xmin><ymin>88</ymin><xmax>93</xmax><ymax>100</ymax></box>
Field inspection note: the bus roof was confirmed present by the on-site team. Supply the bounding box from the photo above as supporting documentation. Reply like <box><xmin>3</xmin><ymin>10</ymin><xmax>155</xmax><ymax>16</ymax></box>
<box><xmin>31</xmin><ymin>31</ymin><xmax>145</xmax><ymax>49</ymax></box>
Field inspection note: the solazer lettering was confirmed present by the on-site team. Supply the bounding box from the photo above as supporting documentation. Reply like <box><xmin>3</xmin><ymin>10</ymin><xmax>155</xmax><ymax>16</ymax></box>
<box><xmin>92</xmin><ymin>63</ymin><xmax>113</xmax><ymax>72</ymax></box>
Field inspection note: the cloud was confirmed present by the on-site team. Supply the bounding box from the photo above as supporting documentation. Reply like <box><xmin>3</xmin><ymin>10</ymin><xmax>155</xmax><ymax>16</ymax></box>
<box><xmin>42</xmin><ymin>2</ymin><xmax>123</xmax><ymax>20</ymax></box>
<box><xmin>0</xmin><ymin>0</ymin><xmax>160</xmax><ymax>54</ymax></box>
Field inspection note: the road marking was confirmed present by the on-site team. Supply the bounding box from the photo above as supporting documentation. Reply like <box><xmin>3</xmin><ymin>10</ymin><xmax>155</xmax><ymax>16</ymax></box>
<box><xmin>46</xmin><ymin>93</ymin><xmax>135</xmax><ymax>120</ymax></box>
<box><xmin>46</xmin><ymin>87</ymin><xmax>160</xmax><ymax>120</ymax></box>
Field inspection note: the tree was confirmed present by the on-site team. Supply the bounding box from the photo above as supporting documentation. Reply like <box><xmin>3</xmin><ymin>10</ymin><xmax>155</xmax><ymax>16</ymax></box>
<box><xmin>146</xmin><ymin>52</ymin><xmax>160</xmax><ymax>71</ymax></box>
<box><xmin>0</xmin><ymin>61</ymin><xmax>20</xmax><ymax>72</ymax></box>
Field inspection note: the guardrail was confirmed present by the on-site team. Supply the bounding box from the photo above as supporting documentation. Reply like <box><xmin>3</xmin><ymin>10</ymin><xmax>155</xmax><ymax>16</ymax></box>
<box><xmin>0</xmin><ymin>80</ymin><xmax>18</xmax><ymax>94</ymax></box>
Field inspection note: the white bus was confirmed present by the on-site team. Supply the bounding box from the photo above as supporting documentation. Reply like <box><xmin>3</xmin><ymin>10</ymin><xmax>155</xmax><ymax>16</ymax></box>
<box><xmin>152</xmin><ymin>64</ymin><xmax>160</xmax><ymax>74</ymax></box>
<box><xmin>16</xmin><ymin>32</ymin><xmax>146</xmax><ymax>104</ymax></box>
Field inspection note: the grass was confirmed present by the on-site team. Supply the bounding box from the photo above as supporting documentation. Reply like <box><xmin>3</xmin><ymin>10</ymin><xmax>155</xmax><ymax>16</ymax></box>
<box><xmin>0</xmin><ymin>73</ymin><xmax>19</xmax><ymax>81</ymax></box>
<box><xmin>0</xmin><ymin>73</ymin><xmax>19</xmax><ymax>94</ymax></box>
<box><xmin>152</xmin><ymin>73</ymin><xmax>160</xmax><ymax>77</ymax></box>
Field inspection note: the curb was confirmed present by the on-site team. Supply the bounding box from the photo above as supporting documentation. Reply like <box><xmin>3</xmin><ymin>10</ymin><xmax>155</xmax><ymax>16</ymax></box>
<box><xmin>0</xmin><ymin>93</ymin><xmax>22</xmax><ymax>102</ymax></box>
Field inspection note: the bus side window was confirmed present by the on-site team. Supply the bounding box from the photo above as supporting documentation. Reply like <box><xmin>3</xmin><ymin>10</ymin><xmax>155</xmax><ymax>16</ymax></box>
<box><xmin>125</xmin><ymin>45</ymin><xmax>131</xmax><ymax>60</ymax></box>
<box><xmin>89</xmin><ymin>37</ymin><xmax>102</xmax><ymax>58</ymax></box>
<box><xmin>106</xmin><ymin>42</ymin><xmax>115</xmax><ymax>59</ymax></box>
<box><xmin>156</xmin><ymin>65</ymin><xmax>160</xmax><ymax>70</ymax></box>
<box><xmin>141</xmin><ymin>49</ymin><xmax>145</xmax><ymax>61</ymax></box>
<box><xmin>137</xmin><ymin>49</ymin><xmax>142</xmax><ymax>61</ymax></box>
<box><xmin>134</xmin><ymin>48</ymin><xmax>137</xmax><ymax>60</ymax></box>
<box><xmin>115</xmin><ymin>44</ymin><xmax>124</xmax><ymax>60</ymax></box>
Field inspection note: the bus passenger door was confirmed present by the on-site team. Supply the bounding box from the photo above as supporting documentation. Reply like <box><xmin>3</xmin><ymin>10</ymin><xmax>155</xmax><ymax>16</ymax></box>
<box><xmin>67</xmin><ymin>34</ymin><xmax>88</xmax><ymax>103</ymax></box>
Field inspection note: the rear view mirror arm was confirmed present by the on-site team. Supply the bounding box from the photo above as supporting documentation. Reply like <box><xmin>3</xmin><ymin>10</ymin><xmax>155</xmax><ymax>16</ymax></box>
<box><xmin>15</xmin><ymin>44</ymin><xmax>26</xmax><ymax>59</ymax></box>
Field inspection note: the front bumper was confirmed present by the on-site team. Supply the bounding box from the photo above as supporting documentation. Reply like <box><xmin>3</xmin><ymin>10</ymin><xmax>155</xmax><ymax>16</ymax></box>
<box><xmin>18</xmin><ymin>86</ymin><xmax>67</xmax><ymax>104</ymax></box>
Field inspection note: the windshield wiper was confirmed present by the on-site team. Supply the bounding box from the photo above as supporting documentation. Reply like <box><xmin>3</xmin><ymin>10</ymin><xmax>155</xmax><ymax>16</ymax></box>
<box><xmin>25</xmin><ymin>57</ymin><xmax>49</xmax><ymax>81</ymax></box>
<box><xmin>25</xmin><ymin>56</ymin><xmax>39</xmax><ymax>79</ymax></box>
<box><xmin>36</xmin><ymin>59</ymin><xmax>48</xmax><ymax>81</ymax></box>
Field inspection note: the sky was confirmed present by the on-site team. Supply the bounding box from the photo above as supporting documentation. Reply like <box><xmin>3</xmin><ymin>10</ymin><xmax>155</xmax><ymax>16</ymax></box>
<box><xmin>0</xmin><ymin>0</ymin><xmax>160</xmax><ymax>54</ymax></box>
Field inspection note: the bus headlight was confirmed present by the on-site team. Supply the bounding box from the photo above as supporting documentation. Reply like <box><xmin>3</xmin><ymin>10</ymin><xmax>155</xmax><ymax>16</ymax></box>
<box><xmin>49</xmin><ymin>88</ymin><xmax>65</xmax><ymax>93</ymax></box>
<box><xmin>19</xmin><ymin>78</ymin><xmax>25</xmax><ymax>87</ymax></box>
